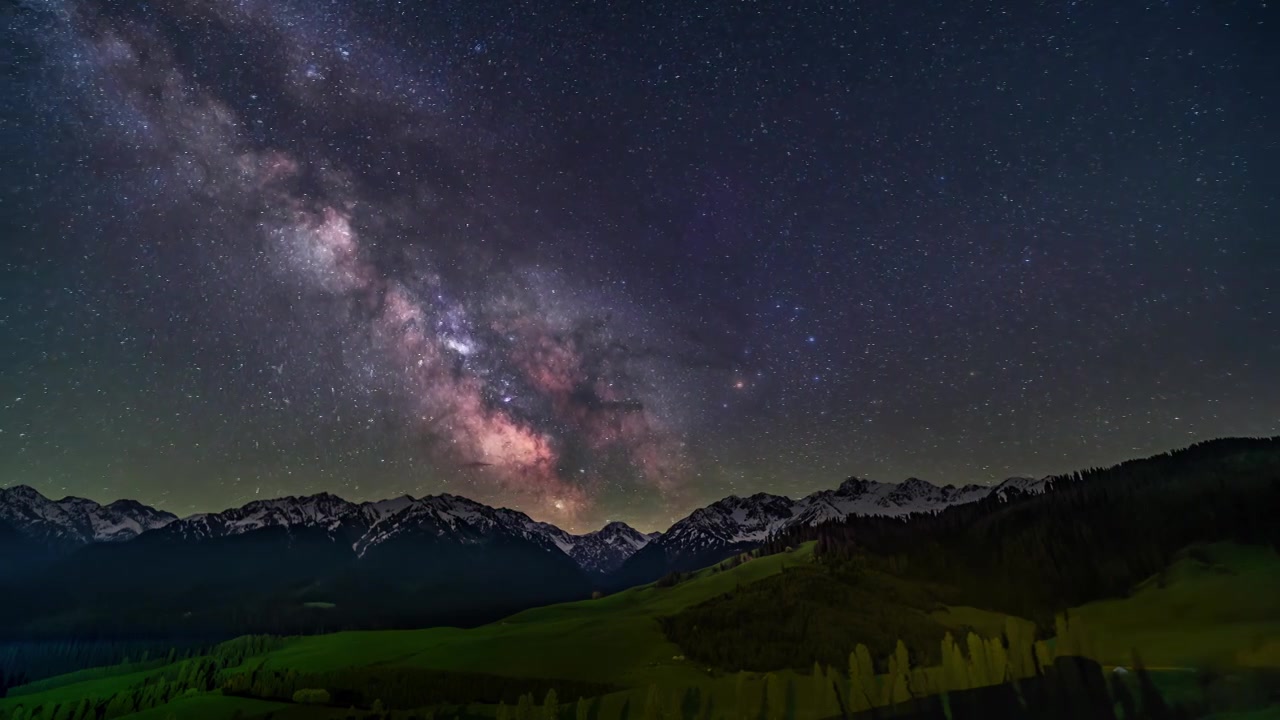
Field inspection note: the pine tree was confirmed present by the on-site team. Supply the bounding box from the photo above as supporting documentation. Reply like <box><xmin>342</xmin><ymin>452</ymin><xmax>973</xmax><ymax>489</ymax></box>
<box><xmin>516</xmin><ymin>693</ymin><xmax>535</xmax><ymax>720</ymax></box>
<box><xmin>940</xmin><ymin>632</ymin><xmax>968</xmax><ymax>692</ymax></box>
<box><xmin>757</xmin><ymin>674</ymin><xmax>771</xmax><ymax>720</ymax></box>
<box><xmin>880</xmin><ymin>642</ymin><xmax>912</xmax><ymax>707</ymax></box>
<box><xmin>1033</xmin><ymin>641</ymin><xmax>1053</xmax><ymax>675</ymax></box>
<box><xmin>1054</xmin><ymin>614</ymin><xmax>1071</xmax><ymax>658</ymax></box>
<box><xmin>697</xmin><ymin>689</ymin><xmax>715</xmax><ymax>720</ymax></box>
<box><xmin>809</xmin><ymin>662</ymin><xmax>826</xmax><ymax>718</ymax></box>
<box><xmin>542</xmin><ymin>689</ymin><xmax>558</xmax><ymax>720</ymax></box>
<box><xmin>783</xmin><ymin>676</ymin><xmax>797</xmax><ymax>720</ymax></box>
<box><xmin>808</xmin><ymin>662</ymin><xmax>837</xmax><ymax>718</ymax></box>
<box><xmin>734</xmin><ymin>673</ymin><xmax>751</xmax><ymax>719</ymax></box>
<box><xmin>1005</xmin><ymin>618</ymin><xmax>1035</xmax><ymax>680</ymax></box>
<box><xmin>679</xmin><ymin>687</ymin><xmax>700</xmax><ymax>720</ymax></box>
<box><xmin>765</xmin><ymin>673</ymin><xmax>787</xmax><ymax>720</ymax></box>
<box><xmin>847</xmin><ymin>644</ymin><xmax>876</xmax><ymax>711</ymax></box>
<box><xmin>966</xmin><ymin>633</ymin><xmax>990</xmax><ymax>687</ymax></box>
<box><xmin>641</xmin><ymin>685</ymin><xmax>661</xmax><ymax>720</ymax></box>
<box><xmin>984</xmin><ymin>636</ymin><xmax>1009</xmax><ymax>685</ymax></box>
<box><xmin>574</xmin><ymin>696</ymin><xmax>589</xmax><ymax>720</ymax></box>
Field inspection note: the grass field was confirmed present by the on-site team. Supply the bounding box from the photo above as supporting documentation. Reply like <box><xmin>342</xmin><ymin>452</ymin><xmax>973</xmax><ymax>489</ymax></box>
<box><xmin>3</xmin><ymin>541</ymin><xmax>1278</xmax><ymax>719</ymax></box>
<box><xmin>1</xmin><ymin>666</ymin><xmax>163</xmax><ymax>712</ymax></box>
<box><xmin>249</xmin><ymin>543</ymin><xmax>820</xmax><ymax>689</ymax></box>
<box><xmin>0</xmin><ymin>545</ymin><xmax>818</xmax><ymax>718</ymax></box>
<box><xmin>1073</xmin><ymin>543</ymin><xmax>1280</xmax><ymax>670</ymax></box>
<box><xmin>122</xmin><ymin>694</ymin><xmax>290</xmax><ymax>720</ymax></box>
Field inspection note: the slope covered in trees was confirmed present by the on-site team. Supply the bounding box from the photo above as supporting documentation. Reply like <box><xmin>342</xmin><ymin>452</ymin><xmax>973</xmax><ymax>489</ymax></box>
<box><xmin>656</xmin><ymin>438</ymin><xmax>1280</xmax><ymax>675</ymax></box>
<box><xmin>797</xmin><ymin>437</ymin><xmax>1280</xmax><ymax>624</ymax></box>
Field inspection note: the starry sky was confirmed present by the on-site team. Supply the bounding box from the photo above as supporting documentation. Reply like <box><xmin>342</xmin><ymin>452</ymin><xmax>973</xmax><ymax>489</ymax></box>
<box><xmin>1</xmin><ymin>0</ymin><xmax>1277</xmax><ymax>532</ymax></box>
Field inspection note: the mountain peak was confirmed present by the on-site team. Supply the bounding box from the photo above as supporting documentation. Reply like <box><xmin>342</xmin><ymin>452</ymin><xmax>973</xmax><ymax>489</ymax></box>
<box><xmin>836</xmin><ymin>477</ymin><xmax>878</xmax><ymax>495</ymax></box>
<box><xmin>558</xmin><ymin>520</ymin><xmax>657</xmax><ymax>574</ymax></box>
<box><xmin>632</xmin><ymin>470</ymin><xmax>1056</xmax><ymax>580</ymax></box>
<box><xmin>0</xmin><ymin>485</ymin><xmax>175</xmax><ymax>544</ymax></box>
<box><xmin>598</xmin><ymin>520</ymin><xmax>637</xmax><ymax>533</ymax></box>
<box><xmin>142</xmin><ymin>490</ymin><xmax>655</xmax><ymax>576</ymax></box>
<box><xmin>1</xmin><ymin>484</ymin><xmax>45</xmax><ymax>500</ymax></box>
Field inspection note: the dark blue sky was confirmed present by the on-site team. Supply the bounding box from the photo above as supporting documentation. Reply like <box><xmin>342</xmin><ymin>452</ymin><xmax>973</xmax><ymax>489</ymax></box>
<box><xmin>1</xmin><ymin>0</ymin><xmax>1276</xmax><ymax>531</ymax></box>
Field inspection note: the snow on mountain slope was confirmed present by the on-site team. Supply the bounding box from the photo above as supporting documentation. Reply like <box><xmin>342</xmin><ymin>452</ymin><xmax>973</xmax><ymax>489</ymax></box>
<box><xmin>150</xmin><ymin>490</ymin><xmax>656</xmax><ymax>573</ymax></box>
<box><xmin>549</xmin><ymin>521</ymin><xmax>659</xmax><ymax>574</ymax></box>
<box><xmin>3</xmin><ymin>472</ymin><xmax>1047</xmax><ymax>576</ymax></box>
<box><xmin>991</xmin><ymin>476</ymin><xmax>1053</xmax><ymax>500</ymax></box>
<box><xmin>647</xmin><ymin>475</ymin><xmax>1050</xmax><ymax>562</ymax></box>
<box><xmin>155</xmin><ymin>492</ymin><xmax>369</xmax><ymax>542</ymax></box>
<box><xmin>0</xmin><ymin>485</ymin><xmax>176</xmax><ymax>544</ymax></box>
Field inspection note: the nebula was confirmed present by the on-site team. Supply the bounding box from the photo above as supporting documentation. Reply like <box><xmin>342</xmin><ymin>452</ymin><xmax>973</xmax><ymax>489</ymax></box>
<box><xmin>28</xmin><ymin>0</ymin><xmax>692</xmax><ymax>526</ymax></box>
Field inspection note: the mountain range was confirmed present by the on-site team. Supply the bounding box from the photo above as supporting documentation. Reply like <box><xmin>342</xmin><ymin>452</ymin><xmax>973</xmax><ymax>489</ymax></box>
<box><xmin>610</xmin><ymin>475</ymin><xmax>1050</xmax><ymax>585</ymax></box>
<box><xmin>0</xmin><ymin>474</ymin><xmax>1046</xmax><ymax>578</ymax></box>
<box><xmin>0</xmin><ymin>484</ymin><xmax>176</xmax><ymax>546</ymax></box>
<box><xmin>0</xmin><ymin>474</ymin><xmax>1048</xmax><ymax>637</ymax></box>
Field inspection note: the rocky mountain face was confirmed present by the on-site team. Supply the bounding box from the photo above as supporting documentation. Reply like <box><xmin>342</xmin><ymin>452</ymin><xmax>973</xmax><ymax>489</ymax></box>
<box><xmin>0</xmin><ymin>485</ymin><xmax>176</xmax><ymax>545</ymax></box>
<box><xmin>551</xmin><ymin>521</ymin><xmax>662</xmax><ymax>575</ymax></box>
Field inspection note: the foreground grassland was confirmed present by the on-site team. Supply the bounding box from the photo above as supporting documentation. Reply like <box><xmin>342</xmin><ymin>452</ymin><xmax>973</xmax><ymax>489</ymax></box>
<box><xmin>3</xmin><ymin>542</ymin><xmax>1278</xmax><ymax>719</ymax></box>
<box><xmin>1073</xmin><ymin>543</ymin><xmax>1280</xmax><ymax>670</ymax></box>
<box><xmin>253</xmin><ymin>543</ymin><xmax>822</xmax><ymax>689</ymax></box>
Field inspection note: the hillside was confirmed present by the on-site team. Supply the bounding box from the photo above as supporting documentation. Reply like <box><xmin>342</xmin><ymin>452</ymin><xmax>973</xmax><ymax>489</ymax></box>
<box><xmin>0</xmin><ymin>544</ymin><xmax>815</xmax><ymax>718</ymax></box>
<box><xmin>3</xmin><ymin>438</ymin><xmax>1280</xmax><ymax>718</ymax></box>
<box><xmin>0</xmin><ymin>470</ymin><xmax>1030</xmax><ymax>637</ymax></box>
<box><xmin>1073</xmin><ymin>542</ymin><xmax>1280</xmax><ymax>670</ymax></box>
<box><xmin>232</xmin><ymin>543</ymin><xmax>822</xmax><ymax>689</ymax></box>
<box><xmin>3</xmin><ymin>537</ymin><xmax>1279</xmax><ymax>719</ymax></box>
<box><xmin>5</xmin><ymin>538</ymin><xmax>1279</xmax><ymax>719</ymax></box>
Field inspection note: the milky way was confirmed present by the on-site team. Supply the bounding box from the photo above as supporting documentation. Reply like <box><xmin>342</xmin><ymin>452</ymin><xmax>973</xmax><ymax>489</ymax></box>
<box><xmin>3</xmin><ymin>0</ymin><xmax>700</xmax><ymax>528</ymax></box>
<box><xmin>2</xmin><ymin>0</ymin><xmax>1277</xmax><ymax>530</ymax></box>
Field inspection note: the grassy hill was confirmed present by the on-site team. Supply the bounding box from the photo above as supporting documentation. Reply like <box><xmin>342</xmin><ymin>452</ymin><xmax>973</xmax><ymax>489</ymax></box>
<box><xmin>3</xmin><ymin>540</ymin><xmax>1278</xmax><ymax>718</ymax></box>
<box><xmin>0</xmin><ymin>544</ymin><xmax>818</xmax><ymax>718</ymax></box>
<box><xmin>250</xmin><ymin>543</ymin><xmax>822</xmax><ymax>688</ymax></box>
<box><xmin>1</xmin><ymin>542</ymin><xmax>1025</xmax><ymax>718</ymax></box>
<box><xmin>1073</xmin><ymin>542</ymin><xmax>1280</xmax><ymax>670</ymax></box>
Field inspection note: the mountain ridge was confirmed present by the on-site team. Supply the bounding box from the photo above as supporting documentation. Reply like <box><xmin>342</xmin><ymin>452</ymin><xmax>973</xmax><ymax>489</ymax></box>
<box><xmin>2</xmin><ymin>472</ymin><xmax>1046</xmax><ymax>578</ymax></box>
<box><xmin>612</xmin><ymin>474</ymin><xmax>1053</xmax><ymax>586</ymax></box>
<box><xmin>0</xmin><ymin>485</ymin><xmax>177</xmax><ymax>545</ymax></box>
<box><xmin>0</xmin><ymin>485</ymin><xmax>660</xmax><ymax>576</ymax></box>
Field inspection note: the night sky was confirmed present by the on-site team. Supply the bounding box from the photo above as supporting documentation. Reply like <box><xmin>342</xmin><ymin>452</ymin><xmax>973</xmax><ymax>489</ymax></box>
<box><xmin>2</xmin><ymin>0</ymin><xmax>1276</xmax><ymax>532</ymax></box>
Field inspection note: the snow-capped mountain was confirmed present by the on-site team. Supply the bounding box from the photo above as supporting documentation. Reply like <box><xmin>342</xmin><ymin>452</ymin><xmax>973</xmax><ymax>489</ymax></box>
<box><xmin>147</xmin><ymin>491</ymin><xmax>655</xmax><ymax>574</ymax></box>
<box><xmin>1</xmin><ymin>484</ymin><xmax>656</xmax><ymax>575</ymax></box>
<box><xmin>990</xmin><ymin>476</ymin><xmax>1052</xmax><ymax>500</ymax></box>
<box><xmin>0</xmin><ymin>485</ymin><xmax>176</xmax><ymax>545</ymax></box>
<box><xmin>616</xmin><ymin>475</ymin><xmax>1052</xmax><ymax>583</ymax></box>
<box><xmin>2</xmin><ymin>473</ymin><xmax>1045</xmax><ymax>579</ymax></box>
<box><xmin>660</xmin><ymin>476</ymin><xmax>1027</xmax><ymax>552</ymax></box>
<box><xmin>546</xmin><ymin>521</ymin><xmax>661</xmax><ymax>575</ymax></box>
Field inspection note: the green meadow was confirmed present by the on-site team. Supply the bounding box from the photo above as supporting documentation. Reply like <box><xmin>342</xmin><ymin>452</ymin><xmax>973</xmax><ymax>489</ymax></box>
<box><xmin>3</xmin><ymin>541</ymin><xmax>1278</xmax><ymax>719</ymax></box>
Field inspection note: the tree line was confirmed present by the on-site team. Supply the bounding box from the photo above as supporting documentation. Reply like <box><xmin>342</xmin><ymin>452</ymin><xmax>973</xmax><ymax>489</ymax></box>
<box><xmin>793</xmin><ymin>437</ymin><xmax>1280</xmax><ymax>625</ymax></box>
